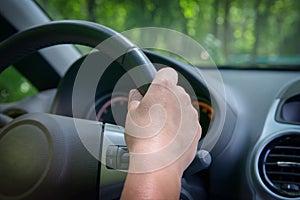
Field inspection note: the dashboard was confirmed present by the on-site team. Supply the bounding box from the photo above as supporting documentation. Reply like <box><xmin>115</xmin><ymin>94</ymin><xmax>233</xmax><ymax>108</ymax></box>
<box><xmin>2</xmin><ymin>49</ymin><xmax>299</xmax><ymax>199</ymax></box>
<box><xmin>217</xmin><ymin>69</ymin><xmax>300</xmax><ymax>199</ymax></box>
<box><xmin>0</xmin><ymin>35</ymin><xmax>300</xmax><ymax>199</ymax></box>
<box><xmin>0</xmin><ymin>52</ymin><xmax>300</xmax><ymax>199</ymax></box>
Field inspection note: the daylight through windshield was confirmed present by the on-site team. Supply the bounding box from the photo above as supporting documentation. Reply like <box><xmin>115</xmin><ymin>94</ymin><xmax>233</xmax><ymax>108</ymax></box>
<box><xmin>36</xmin><ymin>0</ymin><xmax>300</xmax><ymax>67</ymax></box>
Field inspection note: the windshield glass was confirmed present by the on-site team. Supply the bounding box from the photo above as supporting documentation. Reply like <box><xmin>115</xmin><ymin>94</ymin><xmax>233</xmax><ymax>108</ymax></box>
<box><xmin>36</xmin><ymin>0</ymin><xmax>300</xmax><ymax>68</ymax></box>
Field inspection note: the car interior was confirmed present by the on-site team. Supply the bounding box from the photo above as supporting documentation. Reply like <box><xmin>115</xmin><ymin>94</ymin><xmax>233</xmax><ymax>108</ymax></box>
<box><xmin>0</xmin><ymin>0</ymin><xmax>299</xmax><ymax>199</ymax></box>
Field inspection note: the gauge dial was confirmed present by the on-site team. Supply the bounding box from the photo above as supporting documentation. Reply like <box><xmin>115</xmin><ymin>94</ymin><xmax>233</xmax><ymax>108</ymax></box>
<box><xmin>96</xmin><ymin>94</ymin><xmax>214</xmax><ymax>138</ymax></box>
<box><xmin>96</xmin><ymin>95</ymin><xmax>128</xmax><ymax>127</ymax></box>
<box><xmin>192</xmin><ymin>100</ymin><xmax>214</xmax><ymax>137</ymax></box>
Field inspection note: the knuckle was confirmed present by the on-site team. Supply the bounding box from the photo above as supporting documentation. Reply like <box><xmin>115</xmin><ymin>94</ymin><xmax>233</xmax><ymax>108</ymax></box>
<box><xmin>160</xmin><ymin>78</ymin><xmax>172</xmax><ymax>88</ymax></box>
<box><xmin>176</xmin><ymin>86</ymin><xmax>191</xmax><ymax>105</ymax></box>
<box><xmin>191</xmin><ymin>107</ymin><xmax>199</xmax><ymax>119</ymax></box>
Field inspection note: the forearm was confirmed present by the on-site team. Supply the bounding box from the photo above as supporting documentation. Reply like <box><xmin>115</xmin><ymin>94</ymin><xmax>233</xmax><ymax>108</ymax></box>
<box><xmin>121</xmin><ymin>166</ymin><xmax>182</xmax><ymax>200</ymax></box>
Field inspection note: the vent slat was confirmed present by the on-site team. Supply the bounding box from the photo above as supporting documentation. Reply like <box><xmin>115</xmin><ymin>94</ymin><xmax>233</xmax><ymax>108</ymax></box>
<box><xmin>265</xmin><ymin>161</ymin><xmax>300</xmax><ymax>168</ymax></box>
<box><xmin>265</xmin><ymin>162</ymin><xmax>300</xmax><ymax>167</ymax></box>
<box><xmin>268</xmin><ymin>154</ymin><xmax>300</xmax><ymax>160</ymax></box>
<box><xmin>272</xmin><ymin>180</ymin><xmax>300</xmax><ymax>185</ymax></box>
<box><xmin>267</xmin><ymin>171</ymin><xmax>300</xmax><ymax>177</ymax></box>
<box><xmin>272</xmin><ymin>146</ymin><xmax>300</xmax><ymax>151</ymax></box>
<box><xmin>258</xmin><ymin>134</ymin><xmax>300</xmax><ymax>198</ymax></box>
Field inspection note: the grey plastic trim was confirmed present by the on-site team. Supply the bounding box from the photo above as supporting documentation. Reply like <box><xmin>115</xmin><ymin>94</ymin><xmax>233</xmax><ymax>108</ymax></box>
<box><xmin>262</xmin><ymin>100</ymin><xmax>300</xmax><ymax>136</ymax></box>
<box><xmin>249</xmin><ymin>99</ymin><xmax>300</xmax><ymax>200</ymax></box>
<box><xmin>100</xmin><ymin>123</ymin><xmax>127</xmax><ymax>186</ymax></box>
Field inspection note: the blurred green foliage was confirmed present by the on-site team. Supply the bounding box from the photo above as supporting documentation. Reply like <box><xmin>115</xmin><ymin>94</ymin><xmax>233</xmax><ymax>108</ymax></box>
<box><xmin>37</xmin><ymin>0</ymin><xmax>300</xmax><ymax>65</ymax></box>
<box><xmin>0</xmin><ymin>67</ymin><xmax>37</xmax><ymax>103</ymax></box>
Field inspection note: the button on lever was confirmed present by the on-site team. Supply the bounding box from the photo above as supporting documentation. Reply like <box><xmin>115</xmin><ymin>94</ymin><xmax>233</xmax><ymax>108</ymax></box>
<box><xmin>106</xmin><ymin>145</ymin><xmax>129</xmax><ymax>170</ymax></box>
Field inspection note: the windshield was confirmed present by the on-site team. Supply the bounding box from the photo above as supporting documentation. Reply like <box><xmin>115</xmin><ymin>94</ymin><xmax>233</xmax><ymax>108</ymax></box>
<box><xmin>36</xmin><ymin>0</ymin><xmax>300</xmax><ymax>68</ymax></box>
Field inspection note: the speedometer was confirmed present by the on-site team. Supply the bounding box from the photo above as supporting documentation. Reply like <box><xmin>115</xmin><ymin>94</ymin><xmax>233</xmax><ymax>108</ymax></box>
<box><xmin>96</xmin><ymin>94</ymin><xmax>214</xmax><ymax>138</ymax></box>
<box><xmin>192</xmin><ymin>99</ymin><xmax>214</xmax><ymax>137</ymax></box>
<box><xmin>96</xmin><ymin>94</ymin><xmax>128</xmax><ymax>127</ymax></box>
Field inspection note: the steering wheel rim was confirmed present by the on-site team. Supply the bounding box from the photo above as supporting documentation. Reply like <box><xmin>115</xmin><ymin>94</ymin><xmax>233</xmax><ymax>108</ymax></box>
<box><xmin>0</xmin><ymin>20</ymin><xmax>156</xmax><ymax>95</ymax></box>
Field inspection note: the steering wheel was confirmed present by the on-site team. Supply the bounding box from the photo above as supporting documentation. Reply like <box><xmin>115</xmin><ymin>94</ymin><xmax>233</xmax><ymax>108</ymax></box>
<box><xmin>0</xmin><ymin>20</ymin><xmax>158</xmax><ymax>199</ymax></box>
<box><xmin>0</xmin><ymin>20</ymin><xmax>209</xmax><ymax>200</ymax></box>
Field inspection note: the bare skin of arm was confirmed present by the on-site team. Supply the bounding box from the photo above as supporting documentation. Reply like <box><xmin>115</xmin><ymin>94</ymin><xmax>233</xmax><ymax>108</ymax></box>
<box><xmin>121</xmin><ymin>67</ymin><xmax>202</xmax><ymax>200</ymax></box>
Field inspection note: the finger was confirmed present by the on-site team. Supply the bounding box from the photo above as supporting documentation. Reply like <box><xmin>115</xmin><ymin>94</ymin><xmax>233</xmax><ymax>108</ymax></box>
<box><xmin>190</xmin><ymin>106</ymin><xmax>202</xmax><ymax>141</ymax></box>
<box><xmin>138</xmin><ymin>67</ymin><xmax>178</xmax><ymax>108</ymax></box>
<box><xmin>128</xmin><ymin>89</ymin><xmax>143</xmax><ymax>102</ymax></box>
<box><xmin>141</xmin><ymin>67</ymin><xmax>178</xmax><ymax>105</ymax></box>
<box><xmin>128</xmin><ymin>89</ymin><xmax>143</xmax><ymax>110</ymax></box>
<box><xmin>151</xmin><ymin>67</ymin><xmax>178</xmax><ymax>87</ymax></box>
<box><xmin>176</xmin><ymin>86</ymin><xmax>192</xmax><ymax>106</ymax></box>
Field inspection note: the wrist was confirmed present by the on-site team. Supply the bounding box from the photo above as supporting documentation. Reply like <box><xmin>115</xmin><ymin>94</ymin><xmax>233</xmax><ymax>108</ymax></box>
<box><xmin>122</xmin><ymin>166</ymin><xmax>182</xmax><ymax>200</ymax></box>
<box><xmin>128</xmin><ymin>151</ymin><xmax>185</xmax><ymax>176</ymax></box>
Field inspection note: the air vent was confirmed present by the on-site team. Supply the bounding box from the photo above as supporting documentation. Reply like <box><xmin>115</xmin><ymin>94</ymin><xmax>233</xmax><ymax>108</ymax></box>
<box><xmin>258</xmin><ymin>134</ymin><xmax>300</xmax><ymax>198</ymax></box>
